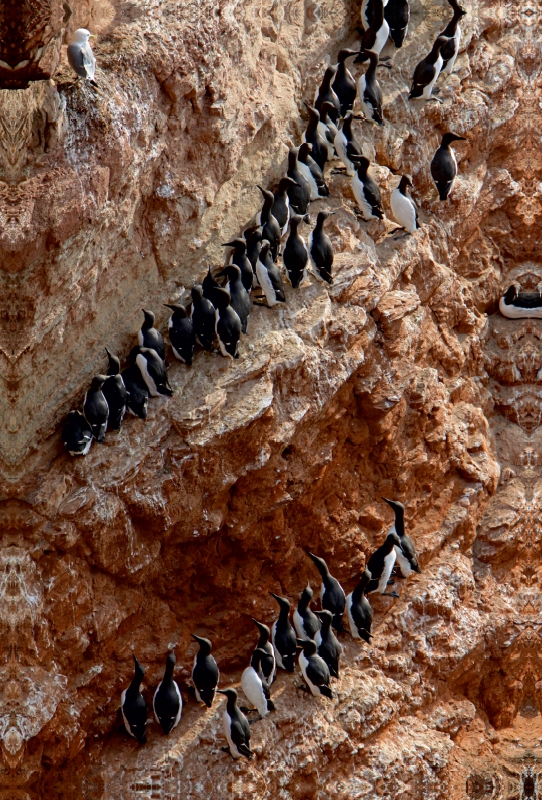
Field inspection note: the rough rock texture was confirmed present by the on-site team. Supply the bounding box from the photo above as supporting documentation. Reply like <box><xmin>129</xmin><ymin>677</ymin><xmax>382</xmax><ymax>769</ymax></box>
<box><xmin>0</xmin><ymin>0</ymin><xmax>538</xmax><ymax>796</ymax></box>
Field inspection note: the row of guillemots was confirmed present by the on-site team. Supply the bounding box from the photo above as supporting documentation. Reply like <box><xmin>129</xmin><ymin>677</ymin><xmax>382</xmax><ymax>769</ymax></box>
<box><xmin>63</xmin><ymin>0</ymin><xmax>471</xmax><ymax>456</ymax></box>
<box><xmin>121</xmin><ymin>499</ymin><xmax>418</xmax><ymax>758</ymax></box>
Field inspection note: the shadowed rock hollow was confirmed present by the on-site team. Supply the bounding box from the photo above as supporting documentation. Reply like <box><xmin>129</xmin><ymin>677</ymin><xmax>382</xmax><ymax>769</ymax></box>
<box><xmin>0</xmin><ymin>0</ymin><xmax>539</xmax><ymax>797</ymax></box>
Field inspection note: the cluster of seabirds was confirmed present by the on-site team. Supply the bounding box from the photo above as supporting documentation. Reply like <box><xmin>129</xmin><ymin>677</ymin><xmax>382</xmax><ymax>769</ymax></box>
<box><xmin>121</xmin><ymin>498</ymin><xmax>419</xmax><ymax>759</ymax></box>
<box><xmin>62</xmin><ymin>0</ymin><xmax>469</xmax><ymax>457</ymax></box>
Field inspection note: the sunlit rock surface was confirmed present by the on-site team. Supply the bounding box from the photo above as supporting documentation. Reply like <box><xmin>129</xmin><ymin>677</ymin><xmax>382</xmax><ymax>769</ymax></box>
<box><xmin>0</xmin><ymin>0</ymin><xmax>539</xmax><ymax>796</ymax></box>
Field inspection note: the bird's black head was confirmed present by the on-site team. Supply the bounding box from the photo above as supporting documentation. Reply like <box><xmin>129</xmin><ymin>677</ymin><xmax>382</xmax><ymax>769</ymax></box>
<box><xmin>191</xmin><ymin>634</ymin><xmax>213</xmax><ymax>655</ymax></box>
<box><xmin>251</xmin><ymin>618</ymin><xmax>271</xmax><ymax>642</ymax></box>
<box><xmin>337</xmin><ymin>48</ymin><xmax>359</xmax><ymax>62</ymax></box>
<box><xmin>353</xmin><ymin>49</ymin><xmax>368</xmax><ymax>64</ymax></box>
<box><xmin>304</xmin><ymin>102</ymin><xmax>320</xmax><ymax>122</ymax></box>
<box><xmin>398</xmin><ymin>175</ymin><xmax>413</xmax><ymax>193</ymax></box>
<box><xmin>257</xmin><ymin>184</ymin><xmax>274</xmax><ymax>203</ymax></box>
<box><xmin>270</xmin><ymin>591</ymin><xmax>290</xmax><ymax>612</ymax></box>
<box><xmin>212</xmin><ymin>287</ymin><xmax>232</xmax><ymax>309</ymax></box>
<box><xmin>279</xmin><ymin>176</ymin><xmax>299</xmax><ymax>190</ymax></box>
<box><xmin>433</xmin><ymin>35</ymin><xmax>451</xmax><ymax>53</ymax></box>
<box><xmin>89</xmin><ymin>374</ymin><xmax>107</xmax><ymax>392</ymax></box>
<box><xmin>299</xmin><ymin>582</ymin><xmax>313</xmax><ymax>603</ymax></box>
<box><xmin>298</xmin><ymin>142</ymin><xmax>313</xmax><ymax>161</ymax></box>
<box><xmin>442</xmin><ymin>132</ymin><xmax>467</xmax><ymax>146</ymax></box>
<box><xmin>319</xmin><ymin>100</ymin><xmax>337</xmax><ymax>120</ymax></box>
<box><xmin>315</xmin><ymin>210</ymin><xmax>335</xmax><ymax>227</ymax></box>
<box><xmin>132</xmin><ymin>654</ymin><xmax>145</xmax><ymax>682</ymax></box>
<box><xmin>296</xmin><ymin>638</ymin><xmax>317</xmax><ymax>656</ymax></box>
<box><xmin>315</xmin><ymin>609</ymin><xmax>333</xmax><ymax>629</ymax></box>
<box><xmin>141</xmin><ymin>309</ymin><xmax>155</xmax><ymax>329</ymax></box>
<box><xmin>218</xmin><ymin>687</ymin><xmax>238</xmax><ymax>703</ymax></box>
<box><xmin>104</xmin><ymin>347</ymin><xmax>121</xmax><ymax>376</ymax></box>
<box><xmin>191</xmin><ymin>285</ymin><xmax>204</xmax><ymax>303</ymax></box>
<box><xmin>322</xmin><ymin>64</ymin><xmax>337</xmax><ymax>81</ymax></box>
<box><xmin>216</xmin><ymin>264</ymin><xmax>241</xmax><ymax>281</ymax></box>
<box><xmin>382</xmin><ymin>497</ymin><xmax>405</xmax><ymax>517</ymax></box>
<box><xmin>222</xmin><ymin>238</ymin><xmax>246</xmax><ymax>251</ymax></box>
<box><xmin>351</xmin><ymin>154</ymin><xmax>370</xmax><ymax>173</ymax></box>
<box><xmin>164</xmin><ymin>303</ymin><xmax>187</xmax><ymax>318</ymax></box>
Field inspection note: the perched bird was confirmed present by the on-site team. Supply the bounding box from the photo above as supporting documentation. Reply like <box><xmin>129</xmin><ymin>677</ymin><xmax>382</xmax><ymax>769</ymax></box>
<box><xmin>361</xmin><ymin>0</ymin><xmax>389</xmax><ymax>31</ymax></box>
<box><xmin>214</xmin><ymin>287</ymin><xmax>241</xmax><ymax>359</ymax></box>
<box><xmin>286</xmin><ymin>148</ymin><xmax>312</xmax><ymax>215</ymax></box>
<box><xmin>131</xmin><ymin>346</ymin><xmax>173</xmax><ymax>397</ymax></box>
<box><xmin>357</xmin><ymin>0</ymin><xmax>390</xmax><ymax>62</ymax></box>
<box><xmin>251</xmin><ymin>619</ymin><xmax>276</xmax><ymax>686</ymax></box>
<box><xmin>153</xmin><ymin>651</ymin><xmax>182</xmax><ymax>735</ymax></box>
<box><xmin>409</xmin><ymin>36</ymin><xmax>448</xmax><ymax>101</ymax></box>
<box><xmin>63</xmin><ymin>410</ymin><xmax>93</xmax><ymax>456</ymax></box>
<box><xmin>191</xmin><ymin>285</ymin><xmax>217</xmax><ymax>350</ymax></box>
<box><xmin>390</xmin><ymin>175</ymin><xmax>418</xmax><ymax>235</ymax></box>
<box><xmin>318</xmin><ymin>101</ymin><xmax>339</xmax><ymax>160</ymax></box>
<box><xmin>298</xmin><ymin>142</ymin><xmax>329</xmax><ymax>198</ymax></box>
<box><xmin>358</xmin><ymin>51</ymin><xmax>384</xmax><ymax>126</ymax></box>
<box><xmin>282</xmin><ymin>214</ymin><xmax>309</xmax><ymax>289</ymax></box>
<box><xmin>255</xmin><ymin>241</ymin><xmax>286</xmax><ymax>307</ymax></box>
<box><xmin>270</xmin><ymin>592</ymin><xmax>297</xmax><ymax>672</ymax></box>
<box><xmin>430</xmin><ymin>132</ymin><xmax>466</xmax><ymax>201</ymax></box>
<box><xmin>308</xmin><ymin>211</ymin><xmax>334</xmax><ymax>284</ymax></box>
<box><xmin>308</xmin><ymin>552</ymin><xmax>345</xmax><ymax>631</ymax></box>
<box><xmin>293</xmin><ymin>584</ymin><xmax>321</xmax><ymax>640</ymax></box>
<box><xmin>332</xmin><ymin>49</ymin><xmax>359</xmax><ymax>117</ymax></box>
<box><xmin>314</xmin><ymin>65</ymin><xmax>341</xmax><ymax>123</ymax></box>
<box><xmin>83</xmin><ymin>375</ymin><xmax>109</xmax><ymax>442</ymax></box>
<box><xmin>164</xmin><ymin>303</ymin><xmax>196</xmax><ymax>365</ymax></box>
<box><xmin>121</xmin><ymin>655</ymin><xmax>147</xmax><ymax>744</ymax></box>
<box><xmin>271</xmin><ymin>177</ymin><xmax>299</xmax><ymax>235</ymax></box>
<box><xmin>138</xmin><ymin>309</ymin><xmax>165</xmax><ymax>360</ymax></box>
<box><xmin>191</xmin><ymin>634</ymin><xmax>220</xmax><ymax>708</ymax></box>
<box><xmin>257</xmin><ymin>186</ymin><xmax>282</xmax><ymax>261</ymax></box>
<box><xmin>385</xmin><ymin>0</ymin><xmax>410</xmax><ymax>48</ymax></box>
<box><xmin>216</xmin><ymin>264</ymin><xmax>251</xmax><ymax>334</ymax></box>
<box><xmin>346</xmin><ymin>570</ymin><xmax>373</xmax><ymax>642</ymax></box>
<box><xmin>67</xmin><ymin>29</ymin><xmax>97</xmax><ymax>85</ymax></box>
<box><xmin>439</xmin><ymin>0</ymin><xmax>467</xmax><ymax>74</ymax></box>
<box><xmin>366</xmin><ymin>533</ymin><xmax>401</xmax><ymax>597</ymax></box>
<box><xmin>297</xmin><ymin>639</ymin><xmax>332</xmax><ymax>698</ymax></box>
<box><xmin>302</xmin><ymin>105</ymin><xmax>329</xmax><ymax>171</ymax></box>
<box><xmin>499</xmin><ymin>285</ymin><xmax>542</xmax><ymax>319</ymax></box>
<box><xmin>222</xmin><ymin>239</ymin><xmax>254</xmax><ymax>293</ymax></box>
<box><xmin>219</xmin><ymin>688</ymin><xmax>253</xmax><ymax>759</ymax></box>
<box><xmin>102</xmin><ymin>348</ymin><xmax>128</xmax><ymax>430</ymax></box>
<box><xmin>351</xmin><ymin>155</ymin><xmax>384</xmax><ymax>221</ymax></box>
<box><xmin>244</xmin><ymin>225</ymin><xmax>264</xmax><ymax>275</ymax></box>
<box><xmin>202</xmin><ymin>266</ymin><xmax>224</xmax><ymax>308</ymax></box>
<box><xmin>241</xmin><ymin>649</ymin><xmax>275</xmax><ymax>718</ymax></box>
<box><xmin>382</xmin><ymin>498</ymin><xmax>420</xmax><ymax>576</ymax></box>
<box><xmin>121</xmin><ymin>364</ymin><xmax>149</xmax><ymax>419</ymax></box>
<box><xmin>314</xmin><ymin>610</ymin><xmax>341</xmax><ymax>678</ymax></box>
<box><xmin>334</xmin><ymin>111</ymin><xmax>363</xmax><ymax>176</ymax></box>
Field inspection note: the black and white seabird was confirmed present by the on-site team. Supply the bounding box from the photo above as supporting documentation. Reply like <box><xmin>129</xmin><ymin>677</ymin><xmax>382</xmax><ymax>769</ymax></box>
<box><xmin>121</xmin><ymin>364</ymin><xmax>149</xmax><ymax>419</ymax></box>
<box><xmin>318</xmin><ymin>101</ymin><xmax>339</xmax><ymax>160</ymax></box>
<box><xmin>216</xmin><ymin>264</ymin><xmax>251</xmax><ymax>334</ymax></box>
<box><xmin>314</xmin><ymin>610</ymin><xmax>341</xmax><ymax>678</ymax></box>
<box><xmin>286</xmin><ymin>148</ymin><xmax>312</xmax><ymax>215</ymax></box>
<box><xmin>131</xmin><ymin>346</ymin><xmax>173</xmax><ymax>397</ymax></box>
<box><xmin>244</xmin><ymin>226</ymin><xmax>264</xmax><ymax>276</ymax></box>
<box><xmin>308</xmin><ymin>211</ymin><xmax>334</xmax><ymax>284</ymax></box>
<box><xmin>499</xmin><ymin>285</ymin><xmax>542</xmax><ymax>319</ymax></box>
<box><xmin>383</xmin><ymin>497</ymin><xmax>420</xmax><ymax>577</ymax></box>
<box><xmin>314</xmin><ymin>65</ymin><xmax>341</xmax><ymax>123</ymax></box>
<box><xmin>272</xmin><ymin>176</ymin><xmax>299</xmax><ymax>235</ymax></box>
<box><xmin>439</xmin><ymin>0</ymin><xmax>467</xmax><ymax>74</ymax></box>
<box><xmin>153</xmin><ymin>651</ymin><xmax>182</xmax><ymax>735</ymax></box>
<box><xmin>102</xmin><ymin>349</ymin><xmax>127</xmax><ymax>430</ymax></box>
<box><xmin>332</xmin><ymin>49</ymin><xmax>359</xmax><ymax>117</ymax></box>
<box><xmin>213</xmin><ymin>287</ymin><xmax>241</xmax><ymax>359</ymax></box>
<box><xmin>346</xmin><ymin>569</ymin><xmax>373</xmax><ymax>642</ymax></box>
<box><xmin>293</xmin><ymin>584</ymin><xmax>321</xmax><ymax>640</ymax></box>
<box><xmin>308</xmin><ymin>552</ymin><xmax>345</xmax><ymax>631</ymax></box>
<box><xmin>298</xmin><ymin>142</ymin><xmax>329</xmax><ymax>199</ymax></box>
<box><xmin>219</xmin><ymin>688</ymin><xmax>253</xmax><ymax>759</ymax></box>
<box><xmin>366</xmin><ymin>533</ymin><xmax>401</xmax><ymax>597</ymax></box>
<box><xmin>202</xmin><ymin>266</ymin><xmax>224</xmax><ymax>308</ymax></box>
<box><xmin>270</xmin><ymin>592</ymin><xmax>297</xmax><ymax>672</ymax></box>
<box><xmin>390</xmin><ymin>175</ymin><xmax>418</xmax><ymax>235</ymax></box>
<box><xmin>257</xmin><ymin>186</ymin><xmax>282</xmax><ymax>261</ymax></box>
<box><xmin>334</xmin><ymin>111</ymin><xmax>363</xmax><ymax>176</ymax></box>
<box><xmin>222</xmin><ymin>239</ymin><xmax>254</xmax><ymax>293</ymax></box>
<box><xmin>297</xmin><ymin>639</ymin><xmax>332</xmax><ymax>698</ymax></box>
<box><xmin>361</xmin><ymin>0</ymin><xmax>389</xmax><ymax>31</ymax></box>
<box><xmin>283</xmin><ymin>214</ymin><xmax>308</xmax><ymax>289</ymax></box>
<box><xmin>191</xmin><ymin>285</ymin><xmax>216</xmax><ymax>351</ymax></box>
<box><xmin>358</xmin><ymin>51</ymin><xmax>384</xmax><ymax>125</ymax></box>
<box><xmin>241</xmin><ymin>649</ymin><xmax>275</xmax><ymax>718</ymax></box>
<box><xmin>357</xmin><ymin>0</ymin><xmax>390</xmax><ymax>61</ymax></box>
<box><xmin>302</xmin><ymin>104</ymin><xmax>329</xmax><ymax>171</ymax></box>
<box><xmin>121</xmin><ymin>655</ymin><xmax>147</xmax><ymax>744</ymax></box>
<box><xmin>409</xmin><ymin>36</ymin><xmax>448</xmax><ymax>101</ymax></box>
<box><xmin>164</xmin><ymin>303</ymin><xmax>196</xmax><ymax>365</ymax></box>
<box><xmin>139</xmin><ymin>309</ymin><xmax>165</xmax><ymax>360</ymax></box>
<box><xmin>430</xmin><ymin>132</ymin><xmax>466</xmax><ymax>201</ymax></box>
<box><xmin>351</xmin><ymin>155</ymin><xmax>384</xmax><ymax>221</ymax></box>
<box><xmin>251</xmin><ymin>619</ymin><xmax>276</xmax><ymax>686</ymax></box>
<box><xmin>63</xmin><ymin>410</ymin><xmax>93</xmax><ymax>456</ymax></box>
<box><xmin>255</xmin><ymin>240</ymin><xmax>286</xmax><ymax>307</ymax></box>
<box><xmin>83</xmin><ymin>375</ymin><xmax>109</xmax><ymax>442</ymax></box>
<box><xmin>384</xmin><ymin>0</ymin><xmax>410</xmax><ymax>48</ymax></box>
<box><xmin>67</xmin><ymin>29</ymin><xmax>97</xmax><ymax>85</ymax></box>
<box><xmin>191</xmin><ymin>634</ymin><xmax>220</xmax><ymax>708</ymax></box>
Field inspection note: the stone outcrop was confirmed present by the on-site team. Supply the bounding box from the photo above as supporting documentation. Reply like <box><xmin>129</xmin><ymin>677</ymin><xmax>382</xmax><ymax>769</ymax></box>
<box><xmin>0</xmin><ymin>0</ymin><xmax>539</xmax><ymax>797</ymax></box>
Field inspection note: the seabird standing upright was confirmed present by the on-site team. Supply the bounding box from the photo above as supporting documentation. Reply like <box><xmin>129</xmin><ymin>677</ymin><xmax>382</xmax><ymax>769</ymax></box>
<box><xmin>390</xmin><ymin>175</ymin><xmax>418</xmax><ymax>234</ymax></box>
<box><xmin>298</xmin><ymin>142</ymin><xmax>329</xmax><ymax>198</ymax></box>
<box><xmin>270</xmin><ymin>592</ymin><xmax>297</xmax><ymax>672</ymax></box>
<box><xmin>102</xmin><ymin>348</ymin><xmax>127</xmax><ymax>430</ymax></box>
<box><xmin>409</xmin><ymin>36</ymin><xmax>448</xmax><ymax>101</ymax></box>
<box><xmin>293</xmin><ymin>584</ymin><xmax>321</xmax><ymax>640</ymax></box>
<box><xmin>241</xmin><ymin>649</ymin><xmax>275</xmax><ymax>718</ymax></box>
<box><xmin>282</xmin><ymin>213</ymin><xmax>309</xmax><ymax>289</ymax></box>
<box><xmin>346</xmin><ymin>569</ymin><xmax>373</xmax><ymax>642</ymax></box>
<box><xmin>219</xmin><ymin>688</ymin><xmax>253</xmax><ymax>759</ymax></box>
<box><xmin>251</xmin><ymin>619</ymin><xmax>276</xmax><ymax>686</ymax></box>
<box><xmin>439</xmin><ymin>0</ymin><xmax>467</xmax><ymax>74</ymax></box>
<box><xmin>334</xmin><ymin>111</ymin><xmax>363</xmax><ymax>176</ymax></box>
<box><xmin>351</xmin><ymin>155</ymin><xmax>384</xmax><ymax>220</ymax></box>
<box><xmin>384</xmin><ymin>0</ymin><xmax>410</xmax><ymax>48</ymax></box>
<box><xmin>222</xmin><ymin>238</ymin><xmax>254</xmax><ymax>293</ymax></box>
<box><xmin>153</xmin><ymin>651</ymin><xmax>182</xmax><ymax>735</ymax></box>
<box><xmin>164</xmin><ymin>304</ymin><xmax>196</xmax><ymax>365</ymax></box>
<box><xmin>121</xmin><ymin>655</ymin><xmax>148</xmax><ymax>744</ymax></box>
<box><xmin>302</xmin><ymin>104</ymin><xmax>330</xmax><ymax>171</ymax></box>
<box><xmin>308</xmin><ymin>211</ymin><xmax>334</xmax><ymax>284</ymax></box>
<box><xmin>216</xmin><ymin>264</ymin><xmax>251</xmax><ymax>334</ymax></box>
<box><xmin>255</xmin><ymin>240</ymin><xmax>286</xmax><ymax>307</ymax></box>
<box><xmin>257</xmin><ymin>186</ymin><xmax>282</xmax><ymax>261</ymax></box>
<box><xmin>272</xmin><ymin>176</ymin><xmax>300</xmax><ymax>235</ymax></box>
<box><xmin>286</xmin><ymin>148</ymin><xmax>312</xmax><ymax>215</ymax></box>
<box><xmin>357</xmin><ymin>50</ymin><xmax>385</xmax><ymax>125</ymax></box>
<box><xmin>138</xmin><ymin>309</ymin><xmax>165</xmax><ymax>360</ymax></box>
<box><xmin>297</xmin><ymin>639</ymin><xmax>332</xmax><ymax>698</ymax></box>
<box><xmin>213</xmin><ymin>287</ymin><xmax>241</xmax><ymax>359</ymax></box>
<box><xmin>366</xmin><ymin>533</ymin><xmax>401</xmax><ymax>597</ymax></box>
<box><xmin>121</xmin><ymin>364</ymin><xmax>149</xmax><ymax>419</ymax></box>
<box><xmin>357</xmin><ymin>0</ymin><xmax>390</xmax><ymax>62</ymax></box>
<box><xmin>191</xmin><ymin>285</ymin><xmax>216</xmax><ymax>351</ymax></box>
<box><xmin>63</xmin><ymin>410</ymin><xmax>93</xmax><ymax>456</ymax></box>
<box><xmin>83</xmin><ymin>375</ymin><xmax>109</xmax><ymax>442</ymax></box>
<box><xmin>382</xmin><ymin>498</ymin><xmax>420</xmax><ymax>576</ymax></box>
<box><xmin>191</xmin><ymin>635</ymin><xmax>220</xmax><ymax>708</ymax></box>
<box><xmin>332</xmin><ymin>49</ymin><xmax>359</xmax><ymax>117</ymax></box>
<box><xmin>314</xmin><ymin>609</ymin><xmax>341</xmax><ymax>678</ymax></box>
<box><xmin>314</xmin><ymin>65</ymin><xmax>341</xmax><ymax>123</ymax></box>
<box><xmin>430</xmin><ymin>132</ymin><xmax>466</xmax><ymax>200</ymax></box>
<box><xmin>308</xmin><ymin>552</ymin><xmax>346</xmax><ymax>631</ymax></box>
<box><xmin>67</xmin><ymin>29</ymin><xmax>97</xmax><ymax>85</ymax></box>
<box><xmin>131</xmin><ymin>346</ymin><xmax>173</xmax><ymax>397</ymax></box>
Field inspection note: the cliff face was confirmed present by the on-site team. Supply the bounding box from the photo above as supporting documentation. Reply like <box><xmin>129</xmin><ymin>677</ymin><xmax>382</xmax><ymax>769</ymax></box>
<box><xmin>0</xmin><ymin>0</ymin><xmax>538</xmax><ymax>797</ymax></box>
